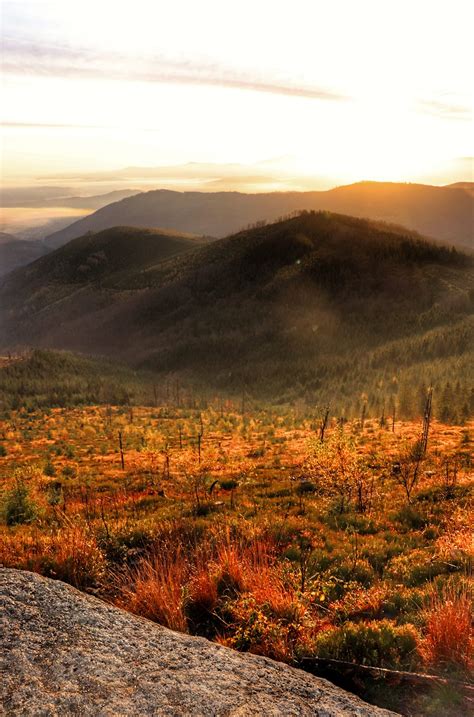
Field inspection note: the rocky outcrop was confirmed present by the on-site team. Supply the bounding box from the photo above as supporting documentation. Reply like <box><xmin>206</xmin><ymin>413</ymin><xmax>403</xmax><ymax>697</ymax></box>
<box><xmin>1</xmin><ymin>569</ymin><xmax>399</xmax><ymax>716</ymax></box>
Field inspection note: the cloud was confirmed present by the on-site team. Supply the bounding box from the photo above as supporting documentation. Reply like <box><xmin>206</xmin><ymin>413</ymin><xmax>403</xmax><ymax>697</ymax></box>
<box><xmin>2</xmin><ymin>35</ymin><xmax>345</xmax><ymax>102</ymax></box>
<box><xmin>1</xmin><ymin>121</ymin><xmax>119</xmax><ymax>130</ymax></box>
<box><xmin>417</xmin><ymin>98</ymin><xmax>472</xmax><ymax>120</ymax></box>
<box><xmin>35</xmin><ymin>162</ymin><xmax>277</xmax><ymax>183</ymax></box>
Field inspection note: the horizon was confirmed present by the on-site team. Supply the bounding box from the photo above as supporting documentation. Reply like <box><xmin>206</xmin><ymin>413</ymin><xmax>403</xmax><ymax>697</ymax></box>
<box><xmin>1</xmin><ymin>0</ymin><xmax>473</xmax><ymax>197</ymax></box>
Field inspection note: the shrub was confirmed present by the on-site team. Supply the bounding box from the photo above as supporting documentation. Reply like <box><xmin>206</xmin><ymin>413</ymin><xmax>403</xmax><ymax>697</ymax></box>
<box><xmin>313</xmin><ymin>620</ymin><xmax>420</xmax><ymax>670</ymax></box>
<box><xmin>387</xmin><ymin>550</ymin><xmax>453</xmax><ymax>587</ymax></box>
<box><xmin>44</xmin><ymin>460</ymin><xmax>56</xmax><ymax>477</ymax></box>
<box><xmin>3</xmin><ymin>482</ymin><xmax>37</xmax><ymax>526</ymax></box>
<box><xmin>62</xmin><ymin>465</ymin><xmax>76</xmax><ymax>478</ymax></box>
<box><xmin>394</xmin><ymin>505</ymin><xmax>427</xmax><ymax>530</ymax></box>
<box><xmin>225</xmin><ymin>593</ymin><xmax>316</xmax><ymax>663</ymax></box>
<box><xmin>0</xmin><ymin>443</ymin><xmax>7</xmax><ymax>457</ymax></box>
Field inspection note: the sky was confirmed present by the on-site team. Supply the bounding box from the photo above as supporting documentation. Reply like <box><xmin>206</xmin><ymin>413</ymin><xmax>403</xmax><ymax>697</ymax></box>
<box><xmin>1</xmin><ymin>0</ymin><xmax>473</xmax><ymax>196</ymax></box>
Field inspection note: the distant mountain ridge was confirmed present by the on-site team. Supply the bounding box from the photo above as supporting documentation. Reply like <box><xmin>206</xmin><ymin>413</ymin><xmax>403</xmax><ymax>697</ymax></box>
<box><xmin>44</xmin><ymin>181</ymin><xmax>474</xmax><ymax>250</ymax></box>
<box><xmin>1</xmin><ymin>188</ymin><xmax>140</xmax><ymax>209</ymax></box>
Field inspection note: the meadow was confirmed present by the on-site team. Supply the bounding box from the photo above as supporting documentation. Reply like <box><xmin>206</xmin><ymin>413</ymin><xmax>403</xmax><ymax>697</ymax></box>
<box><xmin>0</xmin><ymin>399</ymin><xmax>472</xmax><ymax>715</ymax></box>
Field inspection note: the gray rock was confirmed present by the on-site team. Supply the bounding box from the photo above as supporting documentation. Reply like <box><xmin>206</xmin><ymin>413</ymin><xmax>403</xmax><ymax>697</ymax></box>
<box><xmin>1</xmin><ymin>569</ymin><xmax>399</xmax><ymax>716</ymax></box>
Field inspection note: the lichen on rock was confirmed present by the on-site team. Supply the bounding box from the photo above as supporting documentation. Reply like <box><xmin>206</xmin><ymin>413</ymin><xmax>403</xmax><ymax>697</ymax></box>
<box><xmin>1</xmin><ymin>568</ymin><xmax>399</xmax><ymax>716</ymax></box>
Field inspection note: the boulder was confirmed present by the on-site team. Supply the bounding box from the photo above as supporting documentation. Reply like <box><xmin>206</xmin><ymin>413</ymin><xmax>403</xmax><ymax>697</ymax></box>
<box><xmin>1</xmin><ymin>568</ymin><xmax>399</xmax><ymax>716</ymax></box>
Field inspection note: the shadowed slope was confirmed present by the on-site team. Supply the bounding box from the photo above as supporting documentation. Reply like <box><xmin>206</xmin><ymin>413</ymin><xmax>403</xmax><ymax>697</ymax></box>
<box><xmin>1</xmin><ymin>212</ymin><xmax>472</xmax><ymax>398</ymax></box>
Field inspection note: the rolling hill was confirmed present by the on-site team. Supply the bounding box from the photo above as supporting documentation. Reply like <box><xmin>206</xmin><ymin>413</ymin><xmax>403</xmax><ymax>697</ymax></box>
<box><xmin>44</xmin><ymin>181</ymin><xmax>474</xmax><ymax>250</ymax></box>
<box><xmin>447</xmin><ymin>181</ymin><xmax>474</xmax><ymax>196</ymax></box>
<box><xmin>1</xmin><ymin>212</ymin><xmax>472</xmax><ymax>406</ymax></box>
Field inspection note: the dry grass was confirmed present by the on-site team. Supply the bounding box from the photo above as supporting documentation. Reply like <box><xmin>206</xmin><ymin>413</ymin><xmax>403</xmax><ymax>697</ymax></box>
<box><xmin>1</xmin><ymin>406</ymin><xmax>472</xmax><ymax>678</ymax></box>
<box><xmin>116</xmin><ymin>549</ymin><xmax>189</xmax><ymax>632</ymax></box>
<box><xmin>0</xmin><ymin>523</ymin><xmax>106</xmax><ymax>589</ymax></box>
<box><xmin>421</xmin><ymin>581</ymin><xmax>473</xmax><ymax>675</ymax></box>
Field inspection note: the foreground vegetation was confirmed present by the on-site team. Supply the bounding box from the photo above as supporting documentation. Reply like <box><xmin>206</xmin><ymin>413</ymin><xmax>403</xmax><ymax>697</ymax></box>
<box><xmin>0</xmin><ymin>397</ymin><xmax>472</xmax><ymax>715</ymax></box>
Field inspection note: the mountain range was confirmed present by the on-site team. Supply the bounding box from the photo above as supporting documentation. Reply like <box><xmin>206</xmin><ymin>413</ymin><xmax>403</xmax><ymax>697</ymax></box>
<box><xmin>44</xmin><ymin>181</ymin><xmax>474</xmax><ymax>250</ymax></box>
<box><xmin>1</xmin><ymin>188</ymin><xmax>140</xmax><ymax>210</ymax></box>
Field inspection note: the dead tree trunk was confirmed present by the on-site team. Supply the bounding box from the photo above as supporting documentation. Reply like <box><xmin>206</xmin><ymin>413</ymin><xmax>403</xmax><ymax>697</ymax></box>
<box><xmin>118</xmin><ymin>431</ymin><xmax>125</xmax><ymax>470</ymax></box>
<box><xmin>421</xmin><ymin>387</ymin><xmax>433</xmax><ymax>457</ymax></box>
<box><xmin>320</xmin><ymin>406</ymin><xmax>330</xmax><ymax>443</ymax></box>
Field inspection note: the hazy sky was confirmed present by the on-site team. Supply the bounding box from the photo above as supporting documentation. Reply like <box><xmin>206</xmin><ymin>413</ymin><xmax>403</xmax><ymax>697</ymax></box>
<box><xmin>1</xmin><ymin>0</ymin><xmax>473</xmax><ymax>190</ymax></box>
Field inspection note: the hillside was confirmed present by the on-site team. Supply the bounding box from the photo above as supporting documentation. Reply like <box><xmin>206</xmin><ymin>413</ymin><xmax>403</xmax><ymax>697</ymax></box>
<box><xmin>1</xmin><ymin>212</ymin><xmax>472</xmax><ymax>407</ymax></box>
<box><xmin>44</xmin><ymin>181</ymin><xmax>474</xmax><ymax>250</ymax></box>
<box><xmin>0</xmin><ymin>349</ymin><xmax>156</xmax><ymax>410</ymax></box>
<box><xmin>447</xmin><ymin>181</ymin><xmax>474</xmax><ymax>197</ymax></box>
<box><xmin>2</xmin><ymin>224</ymin><xmax>208</xmax><ymax>286</ymax></box>
<box><xmin>0</xmin><ymin>232</ymin><xmax>19</xmax><ymax>245</ymax></box>
<box><xmin>0</xmin><ymin>235</ymin><xmax>49</xmax><ymax>277</ymax></box>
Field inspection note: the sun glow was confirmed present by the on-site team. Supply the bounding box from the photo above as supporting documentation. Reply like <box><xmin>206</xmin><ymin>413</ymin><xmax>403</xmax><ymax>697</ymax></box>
<box><xmin>1</xmin><ymin>0</ymin><xmax>473</xmax><ymax>189</ymax></box>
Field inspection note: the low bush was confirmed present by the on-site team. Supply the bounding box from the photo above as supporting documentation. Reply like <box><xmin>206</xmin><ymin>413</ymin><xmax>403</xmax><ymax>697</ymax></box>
<box><xmin>313</xmin><ymin>619</ymin><xmax>420</xmax><ymax>670</ymax></box>
<box><xmin>3</xmin><ymin>482</ymin><xmax>37</xmax><ymax>526</ymax></box>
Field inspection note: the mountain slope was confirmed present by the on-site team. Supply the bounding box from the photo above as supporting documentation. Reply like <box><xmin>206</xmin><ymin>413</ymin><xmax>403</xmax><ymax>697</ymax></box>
<box><xmin>0</xmin><ymin>232</ymin><xmax>19</xmax><ymax>245</ymax></box>
<box><xmin>447</xmin><ymin>181</ymin><xmax>474</xmax><ymax>197</ymax></box>
<box><xmin>7</xmin><ymin>225</ymin><xmax>208</xmax><ymax>286</ymax></box>
<box><xmin>0</xmin><ymin>236</ymin><xmax>50</xmax><ymax>278</ymax></box>
<box><xmin>44</xmin><ymin>181</ymin><xmax>474</xmax><ymax>250</ymax></box>
<box><xmin>2</xmin><ymin>212</ymin><xmax>472</xmax><ymax>402</ymax></box>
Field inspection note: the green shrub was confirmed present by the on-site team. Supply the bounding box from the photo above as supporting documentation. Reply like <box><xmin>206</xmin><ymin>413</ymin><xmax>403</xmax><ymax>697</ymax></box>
<box><xmin>387</xmin><ymin>551</ymin><xmax>455</xmax><ymax>587</ymax></box>
<box><xmin>314</xmin><ymin>619</ymin><xmax>420</xmax><ymax>669</ymax></box>
<box><xmin>394</xmin><ymin>505</ymin><xmax>427</xmax><ymax>530</ymax></box>
<box><xmin>0</xmin><ymin>443</ymin><xmax>7</xmax><ymax>457</ymax></box>
<box><xmin>3</xmin><ymin>482</ymin><xmax>38</xmax><ymax>526</ymax></box>
<box><xmin>220</xmin><ymin>479</ymin><xmax>239</xmax><ymax>491</ymax></box>
<box><xmin>331</xmin><ymin>558</ymin><xmax>376</xmax><ymax>589</ymax></box>
<box><xmin>44</xmin><ymin>460</ymin><xmax>56</xmax><ymax>477</ymax></box>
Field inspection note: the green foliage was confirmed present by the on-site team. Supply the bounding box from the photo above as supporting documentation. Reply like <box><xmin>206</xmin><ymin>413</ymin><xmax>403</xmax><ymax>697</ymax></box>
<box><xmin>0</xmin><ymin>350</ymin><xmax>154</xmax><ymax>410</ymax></box>
<box><xmin>44</xmin><ymin>460</ymin><xmax>56</xmax><ymax>477</ymax></box>
<box><xmin>314</xmin><ymin>620</ymin><xmax>420</xmax><ymax>669</ymax></box>
<box><xmin>3</xmin><ymin>482</ymin><xmax>37</xmax><ymax>526</ymax></box>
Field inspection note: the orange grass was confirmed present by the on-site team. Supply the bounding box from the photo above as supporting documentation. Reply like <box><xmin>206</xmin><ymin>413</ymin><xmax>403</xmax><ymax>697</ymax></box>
<box><xmin>116</xmin><ymin>548</ymin><xmax>189</xmax><ymax>632</ymax></box>
<box><xmin>421</xmin><ymin>582</ymin><xmax>473</xmax><ymax>674</ymax></box>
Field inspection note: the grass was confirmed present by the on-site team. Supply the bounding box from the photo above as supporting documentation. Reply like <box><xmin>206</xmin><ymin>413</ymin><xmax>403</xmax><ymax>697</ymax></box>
<box><xmin>421</xmin><ymin>581</ymin><xmax>473</xmax><ymax>675</ymax></box>
<box><xmin>0</xmin><ymin>401</ymin><xmax>472</xmax><ymax>715</ymax></box>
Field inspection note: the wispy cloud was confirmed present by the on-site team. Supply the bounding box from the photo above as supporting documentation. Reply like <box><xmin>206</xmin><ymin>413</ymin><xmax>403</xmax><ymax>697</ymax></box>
<box><xmin>417</xmin><ymin>98</ymin><xmax>472</xmax><ymax>121</ymax></box>
<box><xmin>1</xmin><ymin>121</ymin><xmax>119</xmax><ymax>130</ymax></box>
<box><xmin>2</xmin><ymin>36</ymin><xmax>345</xmax><ymax>102</ymax></box>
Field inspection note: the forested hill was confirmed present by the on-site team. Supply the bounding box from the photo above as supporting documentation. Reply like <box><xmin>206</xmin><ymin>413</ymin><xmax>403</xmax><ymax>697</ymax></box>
<box><xmin>1</xmin><ymin>211</ymin><xmax>472</xmax><ymax>412</ymax></box>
